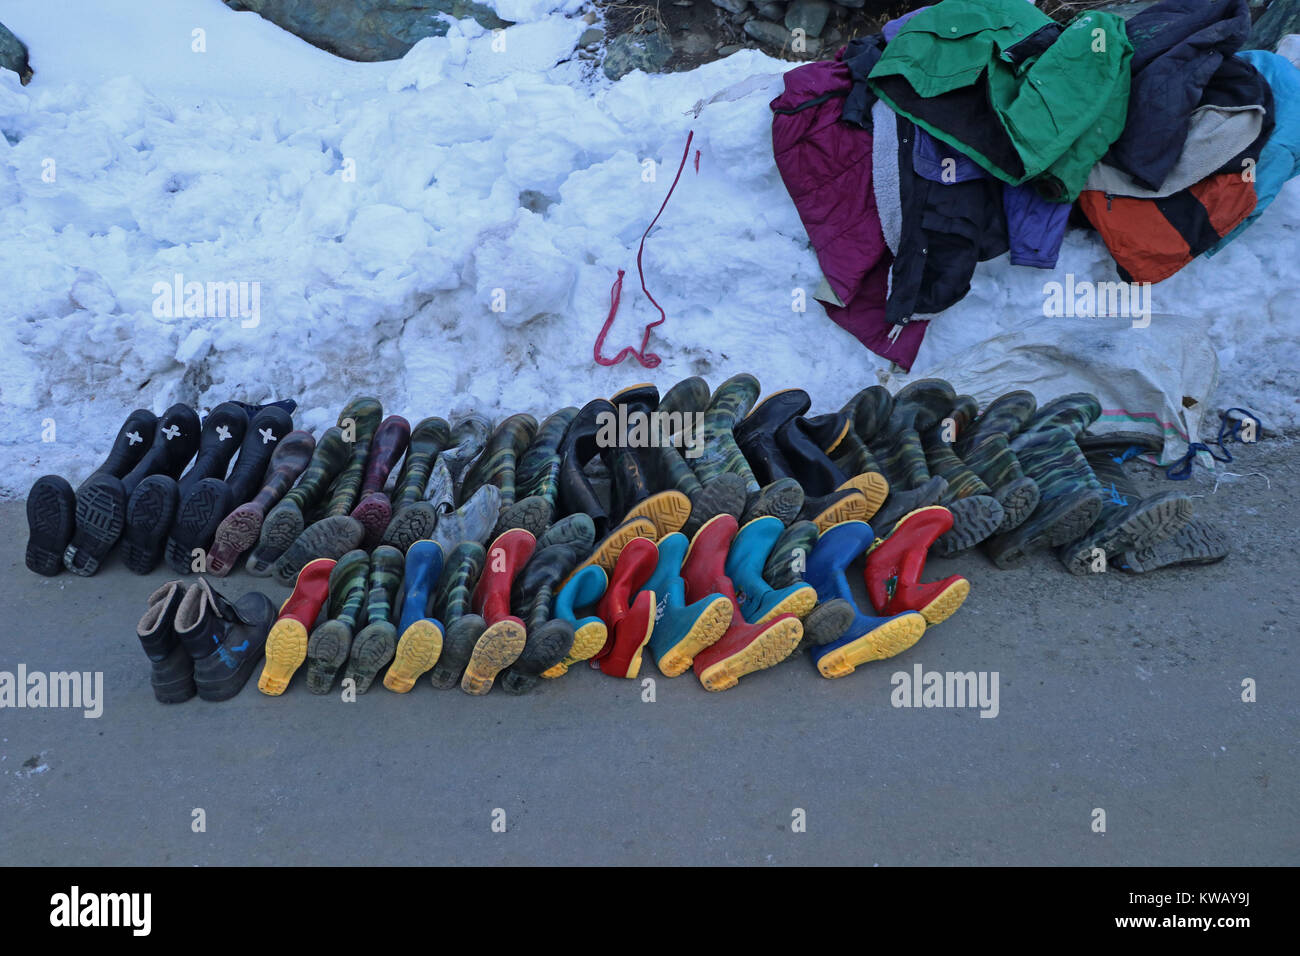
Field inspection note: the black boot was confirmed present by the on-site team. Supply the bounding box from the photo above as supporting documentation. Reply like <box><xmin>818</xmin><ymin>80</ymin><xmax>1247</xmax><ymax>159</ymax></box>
<box><xmin>134</xmin><ymin>580</ymin><xmax>196</xmax><ymax>703</ymax></box>
<box><xmin>174</xmin><ymin>578</ymin><xmax>276</xmax><ymax>701</ymax></box>
<box><xmin>558</xmin><ymin>399</ymin><xmax>618</xmax><ymax>538</ymax></box>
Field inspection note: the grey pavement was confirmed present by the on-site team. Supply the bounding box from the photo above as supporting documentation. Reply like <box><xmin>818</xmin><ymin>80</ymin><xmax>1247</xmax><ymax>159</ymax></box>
<box><xmin>1</xmin><ymin>440</ymin><xmax>1296</xmax><ymax>865</ymax></box>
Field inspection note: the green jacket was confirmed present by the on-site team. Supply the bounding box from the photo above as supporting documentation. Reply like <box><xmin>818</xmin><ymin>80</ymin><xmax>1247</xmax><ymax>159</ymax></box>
<box><xmin>869</xmin><ymin>0</ymin><xmax>1132</xmax><ymax>201</ymax></box>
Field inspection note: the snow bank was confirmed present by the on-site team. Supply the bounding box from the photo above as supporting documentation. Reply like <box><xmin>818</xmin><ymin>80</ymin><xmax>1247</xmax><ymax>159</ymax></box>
<box><xmin>0</xmin><ymin>0</ymin><xmax>1296</xmax><ymax>497</ymax></box>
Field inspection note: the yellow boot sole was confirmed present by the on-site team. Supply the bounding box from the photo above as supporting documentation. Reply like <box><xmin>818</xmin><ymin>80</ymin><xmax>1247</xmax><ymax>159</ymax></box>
<box><xmin>383</xmin><ymin>620</ymin><xmax>444</xmax><ymax>693</ymax></box>
<box><xmin>919</xmin><ymin>577</ymin><xmax>970</xmax><ymax>626</ymax></box>
<box><xmin>563</xmin><ymin>517</ymin><xmax>657</xmax><ymax>585</ymax></box>
<box><xmin>621</xmin><ymin>490</ymin><xmax>691</xmax><ymax>539</ymax></box>
<box><xmin>816</xmin><ymin>615</ymin><xmax>926</xmax><ymax>679</ymax></box>
<box><xmin>461</xmin><ymin>619</ymin><xmax>527</xmax><ymax>695</ymax></box>
<box><xmin>541</xmin><ymin>620</ymin><xmax>607</xmax><ymax>678</ymax></box>
<box><xmin>258</xmin><ymin>619</ymin><xmax>308</xmax><ymax>696</ymax></box>
<box><xmin>752</xmin><ymin>584</ymin><xmax>818</xmax><ymax>626</ymax></box>
<box><xmin>656</xmin><ymin>596</ymin><xmax>732</xmax><ymax>678</ymax></box>
<box><xmin>697</xmin><ymin>617</ymin><xmax>803</xmax><ymax>692</ymax></box>
<box><xmin>838</xmin><ymin>472</ymin><xmax>889</xmax><ymax>520</ymax></box>
<box><xmin>810</xmin><ymin>491</ymin><xmax>868</xmax><ymax>533</ymax></box>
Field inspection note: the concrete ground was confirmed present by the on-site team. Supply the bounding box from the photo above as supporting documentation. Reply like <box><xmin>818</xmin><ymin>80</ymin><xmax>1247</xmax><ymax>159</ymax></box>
<box><xmin>1</xmin><ymin>440</ymin><xmax>1296</xmax><ymax>866</ymax></box>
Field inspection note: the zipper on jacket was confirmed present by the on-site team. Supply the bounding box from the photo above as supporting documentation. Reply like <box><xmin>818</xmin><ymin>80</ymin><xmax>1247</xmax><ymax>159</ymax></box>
<box><xmin>1105</xmin><ymin>192</ymin><xmax>1114</xmax><ymax>211</ymax></box>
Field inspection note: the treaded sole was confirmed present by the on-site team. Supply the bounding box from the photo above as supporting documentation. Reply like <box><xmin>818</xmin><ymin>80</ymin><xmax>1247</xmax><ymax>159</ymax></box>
<box><xmin>838</xmin><ymin>472</ymin><xmax>890</xmax><ymax>520</ymax></box>
<box><xmin>919</xmin><ymin>578</ymin><xmax>970</xmax><ymax>626</ymax></box>
<box><xmin>816</xmin><ymin>614</ymin><xmax>926</xmax><ymax>679</ymax></box>
<box><xmin>622</xmin><ymin>490</ymin><xmax>692</xmax><ymax>539</ymax></box>
<box><xmin>461</xmin><ymin>619</ymin><xmax>526</xmax><ymax>695</ymax></box>
<box><xmin>742</xmin><ymin>479</ymin><xmax>804</xmax><ymax>527</ymax></box>
<box><xmin>869</xmin><ymin>476</ymin><xmax>949</xmax><ymax>537</ymax></box>
<box><xmin>682</xmin><ymin>473</ymin><xmax>747</xmax><ymax>537</ymax></box>
<box><xmin>306</xmin><ymin>620</ymin><xmax>353</xmax><ymax>694</ymax></box>
<box><xmin>797</xmin><ymin>600</ymin><xmax>856</xmax><ymax>650</ymax></box>
<box><xmin>1060</xmin><ymin>492</ymin><xmax>1193</xmax><ymax>576</ymax></box>
<box><xmin>992</xmin><ymin>476</ymin><xmax>1040</xmax><ymax>534</ymax></box>
<box><xmin>350</xmin><ymin>492</ymin><xmax>392</xmax><ymax>551</ymax></box>
<box><xmin>495</xmin><ymin>495</ymin><xmax>553</xmax><ymax>538</ymax></box>
<box><xmin>25</xmin><ymin>475</ymin><xmax>76</xmax><ymax>577</ymax></box>
<box><xmin>64</xmin><ymin>477</ymin><xmax>126</xmax><ymax>576</ymax></box>
<box><xmin>258</xmin><ymin>619</ymin><xmax>308</xmax><ymax>696</ymax></box>
<box><xmin>379</xmin><ymin>502</ymin><xmax>439</xmax><ymax>553</ymax></box>
<box><xmin>934</xmin><ymin>494</ymin><xmax>1004</xmax><ymax>557</ymax></box>
<box><xmin>1120</xmin><ymin>519</ymin><xmax>1229</xmax><ymax>573</ymax></box>
<box><xmin>808</xmin><ymin>491</ymin><xmax>869</xmax><ymax>534</ymax></box>
<box><xmin>344</xmin><ymin>621</ymin><xmax>397</xmax><ymax>694</ymax></box>
<box><xmin>207</xmin><ymin>502</ymin><xmax>264</xmax><ymax>576</ymax></box>
<box><xmin>541</xmin><ymin>620</ymin><xmax>607</xmax><ymax>678</ymax></box>
<box><xmin>246</xmin><ymin>502</ymin><xmax>306</xmax><ymax>576</ymax></box>
<box><xmin>384</xmin><ymin>620</ymin><xmax>444</xmax><ymax>693</ymax></box>
<box><xmin>121</xmin><ymin>476</ymin><xmax>179</xmax><ymax>575</ymax></box>
<box><xmin>429</xmin><ymin>614</ymin><xmax>486</xmax><ymax>688</ymax></box>
<box><xmin>272</xmin><ymin>517</ymin><xmax>365</xmax><ymax>586</ymax></box>
<box><xmin>697</xmin><ymin>617</ymin><xmax>803</xmax><ymax>692</ymax></box>
<box><xmin>752</xmin><ymin>584</ymin><xmax>818</xmax><ymax>626</ymax></box>
<box><xmin>656</xmin><ymin>596</ymin><xmax>733</xmax><ymax>678</ymax></box>
<box><xmin>563</xmin><ymin>518</ymin><xmax>656</xmax><ymax>585</ymax></box>
<box><xmin>985</xmin><ymin>491</ymin><xmax>1101</xmax><ymax>570</ymax></box>
<box><xmin>165</xmin><ymin>480</ymin><xmax>231</xmax><ymax>575</ymax></box>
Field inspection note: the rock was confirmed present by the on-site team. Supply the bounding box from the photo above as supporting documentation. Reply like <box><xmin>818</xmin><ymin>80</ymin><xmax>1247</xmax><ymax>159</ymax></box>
<box><xmin>602</xmin><ymin>26</ymin><xmax>674</xmax><ymax>80</ymax></box>
<box><xmin>834</xmin><ymin>0</ymin><xmax>865</xmax><ymax>9</ymax></box>
<box><xmin>711</xmin><ymin>0</ymin><xmax>751</xmax><ymax>14</ymax></box>
<box><xmin>756</xmin><ymin>2</ymin><xmax>786</xmax><ymax>22</ymax></box>
<box><xmin>221</xmin><ymin>0</ymin><xmax>507</xmax><ymax>61</ymax></box>
<box><xmin>1250</xmin><ymin>0</ymin><xmax>1300</xmax><ymax>51</ymax></box>
<box><xmin>678</xmin><ymin>31</ymin><xmax>714</xmax><ymax>56</ymax></box>
<box><xmin>578</xmin><ymin>27</ymin><xmax>603</xmax><ymax>48</ymax></box>
<box><xmin>0</xmin><ymin>21</ymin><xmax>31</xmax><ymax>83</ymax></box>
<box><xmin>743</xmin><ymin>18</ymin><xmax>793</xmax><ymax>51</ymax></box>
<box><xmin>785</xmin><ymin>0</ymin><xmax>830</xmax><ymax>38</ymax></box>
<box><xmin>718</xmin><ymin>44</ymin><xmax>745</xmax><ymax>56</ymax></box>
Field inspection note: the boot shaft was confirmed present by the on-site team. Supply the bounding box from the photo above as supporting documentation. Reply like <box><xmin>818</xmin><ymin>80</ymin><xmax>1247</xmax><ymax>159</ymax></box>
<box><xmin>459</xmin><ymin>413</ymin><xmax>537</xmax><ymax>508</ymax></box>
<box><xmin>327</xmin><ymin>549</ymin><xmax>371</xmax><ymax>633</ymax></box>
<box><xmin>282</xmin><ymin>426</ymin><xmax>349</xmax><ymax>513</ymax></box>
<box><xmin>472</xmin><ymin>529</ymin><xmax>535</xmax><ymax>626</ymax></box>
<box><xmin>87</xmin><ymin>408</ymin><xmax>158</xmax><ymax>487</ymax></box>
<box><xmin>248</xmin><ymin>429</ymin><xmax>316</xmax><ymax>513</ymax></box>
<box><xmin>393</xmin><ymin>417</ymin><xmax>451</xmax><ymax>511</ymax></box>
<box><xmin>323</xmin><ymin>397</ymin><xmax>383</xmax><ymax>516</ymax></box>
<box><xmin>510</xmin><ymin>543</ymin><xmax>581</xmax><ymax>632</ymax></box>
<box><xmin>363</xmin><ymin>545</ymin><xmax>405</xmax><ymax>627</ymax></box>
<box><xmin>121</xmin><ymin>404</ymin><xmax>201</xmax><ymax>496</ymax></box>
<box><xmin>398</xmin><ymin>539</ymin><xmax>444</xmax><ymax>634</ymax></box>
<box><xmin>225</xmin><ymin>406</ymin><xmax>294</xmax><ymax>505</ymax></box>
<box><xmin>433</xmin><ymin>541</ymin><xmax>487</xmax><ymax>624</ymax></box>
<box><xmin>178</xmin><ymin>402</ymin><xmax>250</xmax><ymax>499</ymax></box>
<box><xmin>516</xmin><ymin>407</ymin><xmax>578</xmax><ymax>502</ymax></box>
<box><xmin>357</xmin><ymin>414</ymin><xmax>412</xmax><ymax>499</ymax></box>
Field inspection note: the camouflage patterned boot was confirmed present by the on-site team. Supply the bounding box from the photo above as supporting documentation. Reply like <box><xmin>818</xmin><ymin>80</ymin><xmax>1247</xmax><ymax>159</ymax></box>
<box><xmin>495</xmin><ymin>407</ymin><xmax>578</xmax><ymax>536</ymax></box>
<box><xmin>428</xmin><ymin>542</ymin><xmax>488</xmax><ymax>689</ymax></box>
<box><xmin>459</xmin><ymin>413</ymin><xmax>539</xmax><ymax>518</ymax></box>
<box><xmin>342</xmin><ymin>544</ymin><xmax>404</xmax><ymax>694</ymax></box>
<box><xmin>304</xmin><ymin>549</ymin><xmax>370</xmax><ymax>694</ymax></box>
<box><xmin>350</xmin><ymin>414</ymin><xmax>411</xmax><ymax>550</ymax></box>
<box><xmin>321</xmin><ymin>397</ymin><xmax>383</xmax><ymax>517</ymax></box>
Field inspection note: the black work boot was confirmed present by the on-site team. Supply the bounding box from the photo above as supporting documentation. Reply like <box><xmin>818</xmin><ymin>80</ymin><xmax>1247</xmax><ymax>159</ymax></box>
<box><xmin>135</xmin><ymin>580</ymin><xmax>196</xmax><ymax>703</ymax></box>
<box><xmin>174</xmin><ymin>578</ymin><xmax>276</xmax><ymax>701</ymax></box>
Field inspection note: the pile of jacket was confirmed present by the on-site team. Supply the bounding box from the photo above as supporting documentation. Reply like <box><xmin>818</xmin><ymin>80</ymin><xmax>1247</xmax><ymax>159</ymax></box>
<box><xmin>771</xmin><ymin>0</ymin><xmax>1300</xmax><ymax>369</ymax></box>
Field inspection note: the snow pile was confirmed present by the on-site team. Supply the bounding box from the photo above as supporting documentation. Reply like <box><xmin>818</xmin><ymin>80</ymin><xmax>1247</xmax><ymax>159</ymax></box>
<box><xmin>0</xmin><ymin>0</ymin><xmax>1296</xmax><ymax>497</ymax></box>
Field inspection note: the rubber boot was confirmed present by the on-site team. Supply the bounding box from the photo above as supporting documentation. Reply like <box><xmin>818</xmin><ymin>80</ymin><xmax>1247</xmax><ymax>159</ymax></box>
<box><xmin>391</xmin><ymin>417</ymin><xmax>451</xmax><ymax>514</ymax></box>
<box><xmin>322</xmin><ymin>396</ymin><xmax>383</xmax><ymax>517</ymax></box>
<box><xmin>1022</xmin><ymin>392</ymin><xmax>1102</xmax><ymax>438</ymax></box>
<box><xmin>595</xmin><ymin>536</ymin><xmax>658</xmax><ymax>678</ymax></box>
<box><xmin>536</xmin><ymin>512</ymin><xmax>596</xmax><ymax>554</ymax></box>
<box><xmin>691</xmin><ymin>374</ymin><xmax>805</xmax><ymax>526</ymax></box>
<box><xmin>757</xmin><ymin>520</ymin><xmax>856</xmax><ymax>651</ymax></box>
<box><xmin>736</xmin><ymin>390</ymin><xmax>872</xmax><ymax>531</ymax></box>
<box><xmin>343</xmin><ymin>545</ymin><xmax>405</xmax><ymax>694</ymax></box>
<box><xmin>984</xmin><ymin>426</ymin><xmax>1104</xmax><ymax>569</ymax></box>
<box><xmin>384</xmin><ymin>540</ymin><xmax>445</xmax><ymax>692</ymax></box>
<box><xmin>305</xmin><ymin>549</ymin><xmax>370</xmax><ymax>694</ymax></box>
<box><xmin>246</xmin><ymin>425</ymin><xmax>348</xmax><ymax>576</ymax></box>
<box><xmin>272</xmin><ymin>515</ymin><xmax>366</xmax><ymax>585</ymax></box>
<box><xmin>558</xmin><ymin>399</ymin><xmax>617</xmax><ymax>537</ymax></box>
<box><xmin>864</xmin><ymin>506</ymin><xmax>969</xmax><ymax>625</ymax></box>
<box><xmin>25</xmin><ymin>475</ymin><xmax>77</xmax><ymax>577</ymax></box>
<box><xmin>459</xmin><ymin>413</ymin><xmax>537</xmax><ymax>513</ymax></box>
<box><xmin>208</xmin><ymin>428</ymin><xmax>315</xmax><ymax>576</ymax></box>
<box><xmin>838</xmin><ymin>386</ymin><xmax>947</xmax><ymax>533</ymax></box>
<box><xmin>80</xmin><ymin>408</ymin><xmax>160</xmax><ymax>490</ymax></box>
<box><xmin>460</xmin><ymin>528</ymin><xmax>534</xmax><ymax>694</ymax></box>
<box><xmin>498</xmin><ymin>543</ymin><xmax>582</xmax><ymax>693</ymax></box>
<box><xmin>425</xmin><ymin>456</ymin><xmax>455</xmax><ymax>514</ymax></box>
<box><xmin>428</xmin><ymin>542</ymin><xmax>487</xmax><ymax>689</ymax></box>
<box><xmin>639</xmin><ymin>532</ymin><xmax>731</xmax><ymax>677</ymax></box>
<box><xmin>177</xmin><ymin>402</ymin><xmax>248</xmax><ymax>500</ymax></box>
<box><xmin>495</xmin><ymin>407</ymin><xmax>578</xmax><ymax>536</ymax></box>
<box><xmin>349</xmin><ymin>414</ymin><xmax>411</xmax><ymax>550</ymax></box>
<box><xmin>439</xmin><ymin>413</ymin><xmax>492</xmax><ymax>501</ymax></box>
<box><xmin>682</xmin><ymin>515</ymin><xmax>805</xmax><ymax>691</ymax></box>
<box><xmin>563</xmin><ymin>515</ymin><xmax>657</xmax><ymax>585</ymax></box>
<box><xmin>724</xmin><ymin>515</ymin><xmax>818</xmax><ymax>625</ymax></box>
<box><xmin>135</xmin><ymin>580</ymin><xmax>196</xmax><ymax>703</ymax></box>
<box><xmin>258</xmin><ymin>557</ymin><xmax>335</xmax><ymax>696</ymax></box>
<box><xmin>1119</xmin><ymin>519</ymin><xmax>1229</xmax><ymax>573</ymax></box>
<box><xmin>429</xmin><ymin>483</ymin><xmax>502</xmax><ymax>558</ymax></box>
<box><xmin>175</xmin><ymin>577</ymin><xmax>277</xmax><ymax>701</ymax></box>
<box><xmin>600</xmin><ymin>384</ymin><xmax>695</xmax><ymax>538</ymax></box>
<box><xmin>1060</xmin><ymin>434</ymin><xmax>1194</xmax><ymax>575</ymax></box>
<box><xmin>875</xmin><ymin>381</ymin><xmax>1003</xmax><ymax>555</ymax></box>
<box><xmin>541</xmin><ymin>564</ymin><xmax>609</xmax><ymax>678</ymax></box>
<box><xmin>165</xmin><ymin>477</ymin><xmax>233</xmax><ymax>575</ymax></box>
<box><xmin>804</xmin><ymin>521</ymin><xmax>927</xmax><ymax>679</ymax></box>
<box><xmin>65</xmin><ymin>404</ymin><xmax>200</xmax><ymax>576</ymax></box>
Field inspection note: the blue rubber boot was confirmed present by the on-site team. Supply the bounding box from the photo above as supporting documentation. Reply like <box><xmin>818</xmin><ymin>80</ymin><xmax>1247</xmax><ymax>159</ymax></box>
<box><xmin>639</xmin><ymin>532</ymin><xmax>733</xmax><ymax>678</ymax></box>
<box><xmin>543</xmin><ymin>565</ymin><xmax>609</xmax><ymax>677</ymax></box>
<box><xmin>724</xmin><ymin>515</ymin><xmax>817</xmax><ymax>625</ymax></box>
<box><xmin>384</xmin><ymin>539</ymin><xmax>445</xmax><ymax>693</ymax></box>
<box><xmin>804</xmin><ymin>520</ymin><xmax>927</xmax><ymax>679</ymax></box>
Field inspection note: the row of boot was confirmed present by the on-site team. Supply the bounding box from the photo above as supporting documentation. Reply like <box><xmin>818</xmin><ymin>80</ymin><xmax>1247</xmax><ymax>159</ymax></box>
<box><xmin>132</xmin><ymin>495</ymin><xmax>973</xmax><ymax>700</ymax></box>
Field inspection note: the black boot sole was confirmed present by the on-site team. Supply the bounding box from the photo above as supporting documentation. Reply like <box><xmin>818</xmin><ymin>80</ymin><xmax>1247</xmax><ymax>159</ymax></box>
<box><xmin>64</xmin><ymin>476</ymin><xmax>126</xmax><ymax>576</ymax></box>
<box><xmin>26</xmin><ymin>475</ymin><xmax>76</xmax><ymax>576</ymax></box>
<box><xmin>122</xmin><ymin>475</ymin><xmax>179</xmax><ymax>575</ymax></box>
<box><xmin>166</xmin><ymin>479</ymin><xmax>232</xmax><ymax>575</ymax></box>
<box><xmin>305</xmin><ymin>621</ymin><xmax>353</xmax><ymax>694</ymax></box>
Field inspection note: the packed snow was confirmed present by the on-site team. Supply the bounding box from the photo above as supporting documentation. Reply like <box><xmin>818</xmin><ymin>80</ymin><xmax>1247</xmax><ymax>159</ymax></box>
<box><xmin>1</xmin><ymin>0</ymin><xmax>1296</xmax><ymax>496</ymax></box>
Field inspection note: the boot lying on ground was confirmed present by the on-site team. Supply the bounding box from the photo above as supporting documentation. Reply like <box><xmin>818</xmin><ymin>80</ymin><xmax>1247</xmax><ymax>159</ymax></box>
<box><xmin>428</xmin><ymin>542</ymin><xmax>488</xmax><ymax>689</ymax></box>
<box><xmin>342</xmin><ymin>545</ymin><xmax>405</xmax><ymax>694</ymax></box>
<box><xmin>864</xmin><ymin>506</ymin><xmax>969</xmax><ymax>625</ymax></box>
<box><xmin>384</xmin><ymin>539</ymin><xmax>445</xmax><ymax>692</ymax></box>
<box><xmin>259</xmin><ymin>557</ymin><xmax>335</xmax><ymax>696</ymax></box>
<box><xmin>594</xmin><ymin>536</ymin><xmax>658</xmax><ymax>679</ymax></box>
<box><xmin>462</xmin><ymin>529</ymin><xmax>535</xmax><ymax>695</ymax></box>
<box><xmin>541</xmin><ymin>564</ymin><xmax>609</xmax><ymax>678</ymax></box>
<box><xmin>498</xmin><ymin>543</ymin><xmax>581</xmax><ymax>693</ymax></box>
<box><xmin>135</xmin><ymin>580</ymin><xmax>196</xmax><ymax>703</ymax></box>
<box><xmin>639</xmin><ymin>532</ymin><xmax>731</xmax><ymax>678</ymax></box>
<box><xmin>349</xmin><ymin>414</ymin><xmax>412</xmax><ymax>550</ymax></box>
<box><xmin>495</xmin><ymin>407</ymin><xmax>577</xmax><ymax>536</ymax></box>
<box><xmin>305</xmin><ymin>549</ymin><xmax>370</xmax><ymax>694</ymax></box>
<box><xmin>175</xmin><ymin>577</ymin><xmax>277</xmax><ymax>702</ymax></box>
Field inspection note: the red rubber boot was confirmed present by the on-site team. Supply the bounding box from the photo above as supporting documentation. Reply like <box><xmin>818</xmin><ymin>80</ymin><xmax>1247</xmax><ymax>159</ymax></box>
<box><xmin>596</xmin><ymin>536</ymin><xmax>658</xmax><ymax>678</ymax></box>
<box><xmin>865</xmin><ymin>506</ymin><xmax>969</xmax><ymax>625</ymax></box>
<box><xmin>463</xmin><ymin>528</ymin><xmax>536</xmax><ymax>695</ymax></box>
<box><xmin>681</xmin><ymin>515</ymin><xmax>803</xmax><ymax>692</ymax></box>
<box><xmin>260</xmin><ymin>557</ymin><xmax>336</xmax><ymax>696</ymax></box>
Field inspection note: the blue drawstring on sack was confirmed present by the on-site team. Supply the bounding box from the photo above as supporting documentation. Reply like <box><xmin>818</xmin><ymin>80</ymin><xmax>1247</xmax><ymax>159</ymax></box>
<box><xmin>1165</xmin><ymin>408</ymin><xmax>1262</xmax><ymax>481</ymax></box>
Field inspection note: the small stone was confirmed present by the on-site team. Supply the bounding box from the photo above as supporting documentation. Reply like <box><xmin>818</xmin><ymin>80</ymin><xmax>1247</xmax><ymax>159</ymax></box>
<box><xmin>785</xmin><ymin>0</ymin><xmax>831</xmax><ymax>37</ymax></box>
<box><xmin>602</xmin><ymin>27</ymin><xmax>674</xmax><ymax>80</ymax></box>
<box><xmin>679</xmin><ymin>31</ymin><xmax>714</xmax><ymax>56</ymax></box>
<box><xmin>578</xmin><ymin>27</ymin><xmax>603</xmax><ymax>47</ymax></box>
<box><xmin>712</xmin><ymin>0</ymin><xmax>751</xmax><ymax>14</ymax></box>
<box><xmin>743</xmin><ymin>18</ymin><xmax>793</xmax><ymax>50</ymax></box>
<box><xmin>718</xmin><ymin>43</ymin><xmax>745</xmax><ymax>56</ymax></box>
<box><xmin>756</xmin><ymin>2</ymin><xmax>786</xmax><ymax>21</ymax></box>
